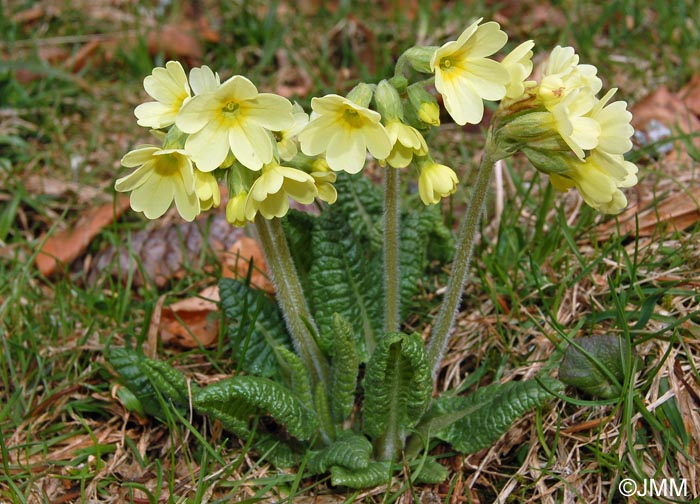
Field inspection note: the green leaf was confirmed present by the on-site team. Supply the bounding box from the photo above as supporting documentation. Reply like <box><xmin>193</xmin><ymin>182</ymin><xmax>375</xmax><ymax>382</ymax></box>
<box><xmin>252</xmin><ymin>434</ymin><xmax>300</xmax><ymax>469</ymax></box>
<box><xmin>314</xmin><ymin>380</ymin><xmax>335</xmax><ymax>445</ymax></box>
<box><xmin>428</xmin><ymin>376</ymin><xmax>564</xmax><ymax>454</ymax></box>
<box><xmin>558</xmin><ymin>334</ymin><xmax>629</xmax><ymax>398</ymax></box>
<box><xmin>363</xmin><ymin>332</ymin><xmax>432</xmax><ymax>457</ymax></box>
<box><xmin>220</xmin><ymin>278</ymin><xmax>293</xmax><ymax>378</ymax></box>
<box><xmin>333</xmin><ymin>172</ymin><xmax>384</xmax><ymax>247</ymax></box>
<box><xmin>193</xmin><ymin>375</ymin><xmax>319</xmax><ymax>441</ymax></box>
<box><xmin>307</xmin><ymin>431</ymin><xmax>373</xmax><ymax>475</ymax></box>
<box><xmin>109</xmin><ymin>348</ymin><xmax>191</xmax><ymax>419</ymax></box>
<box><xmin>398</xmin><ymin>206</ymin><xmax>453</xmax><ymax>319</ymax></box>
<box><xmin>275</xmin><ymin>346</ymin><xmax>313</xmax><ymax>409</ymax></box>
<box><xmin>330</xmin><ymin>460</ymin><xmax>391</xmax><ymax>489</ymax></box>
<box><xmin>411</xmin><ymin>457</ymin><xmax>449</xmax><ymax>484</ymax></box>
<box><xmin>282</xmin><ymin>209</ymin><xmax>317</xmax><ymax>290</ymax></box>
<box><xmin>329</xmin><ymin>313</ymin><xmax>359</xmax><ymax>422</ymax></box>
<box><xmin>308</xmin><ymin>210</ymin><xmax>383</xmax><ymax>360</ymax></box>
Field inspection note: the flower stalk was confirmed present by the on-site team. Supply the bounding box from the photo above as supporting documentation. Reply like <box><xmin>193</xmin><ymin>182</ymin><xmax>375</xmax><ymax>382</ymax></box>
<box><xmin>253</xmin><ymin>214</ymin><xmax>331</xmax><ymax>389</ymax></box>
<box><xmin>426</xmin><ymin>135</ymin><xmax>499</xmax><ymax>378</ymax></box>
<box><xmin>384</xmin><ymin>167</ymin><xmax>401</xmax><ymax>333</ymax></box>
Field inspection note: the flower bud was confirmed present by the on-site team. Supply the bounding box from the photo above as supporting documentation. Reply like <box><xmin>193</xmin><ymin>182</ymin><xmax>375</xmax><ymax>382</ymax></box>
<box><xmin>407</xmin><ymin>84</ymin><xmax>440</xmax><ymax>126</ymax></box>
<box><xmin>346</xmin><ymin>82</ymin><xmax>375</xmax><ymax>108</ymax></box>
<box><xmin>522</xmin><ymin>147</ymin><xmax>573</xmax><ymax>175</ymax></box>
<box><xmin>226</xmin><ymin>192</ymin><xmax>248</xmax><ymax>227</ymax></box>
<box><xmin>374</xmin><ymin>80</ymin><xmax>404</xmax><ymax>121</ymax></box>
<box><xmin>402</xmin><ymin>47</ymin><xmax>438</xmax><ymax>73</ymax></box>
<box><xmin>162</xmin><ymin>125</ymin><xmax>188</xmax><ymax>150</ymax></box>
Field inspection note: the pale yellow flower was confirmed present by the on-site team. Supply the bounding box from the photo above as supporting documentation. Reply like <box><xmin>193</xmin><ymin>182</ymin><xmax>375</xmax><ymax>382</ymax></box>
<box><xmin>383</xmin><ymin>120</ymin><xmax>429</xmax><ymax>168</ymax></box>
<box><xmin>430</xmin><ymin>19</ymin><xmax>509</xmax><ymax>125</ymax></box>
<box><xmin>418</xmin><ymin>160</ymin><xmax>459</xmax><ymax>205</ymax></box>
<box><xmin>189</xmin><ymin>65</ymin><xmax>220</xmax><ymax>96</ymax></box>
<box><xmin>277</xmin><ymin>103</ymin><xmax>309</xmax><ymax>161</ymax></box>
<box><xmin>245</xmin><ymin>163</ymin><xmax>318</xmax><ymax>220</ymax></box>
<box><xmin>549</xmin><ymin>150</ymin><xmax>637</xmax><ymax>214</ymax></box>
<box><xmin>135</xmin><ymin>61</ymin><xmax>190</xmax><ymax>129</ymax></box>
<box><xmin>194</xmin><ymin>170</ymin><xmax>221</xmax><ymax>211</ymax></box>
<box><xmin>226</xmin><ymin>192</ymin><xmax>248</xmax><ymax>227</ymax></box>
<box><xmin>176</xmin><ymin>75</ymin><xmax>294</xmax><ymax>172</ymax></box>
<box><xmin>587</xmin><ymin>88</ymin><xmax>634</xmax><ymax>155</ymax></box>
<box><xmin>310</xmin><ymin>169</ymin><xmax>338</xmax><ymax>204</ymax></box>
<box><xmin>298</xmin><ymin>94</ymin><xmax>392</xmax><ymax>174</ymax></box>
<box><xmin>115</xmin><ymin>145</ymin><xmax>199</xmax><ymax>221</ymax></box>
<box><xmin>539</xmin><ymin>46</ymin><xmax>602</xmax><ymax>110</ymax></box>
<box><xmin>551</xmin><ymin>89</ymin><xmax>600</xmax><ymax>159</ymax></box>
<box><xmin>501</xmin><ymin>40</ymin><xmax>535</xmax><ymax>99</ymax></box>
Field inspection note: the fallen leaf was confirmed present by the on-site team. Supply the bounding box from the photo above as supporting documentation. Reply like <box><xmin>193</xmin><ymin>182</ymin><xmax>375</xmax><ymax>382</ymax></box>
<box><xmin>146</xmin><ymin>24</ymin><xmax>203</xmax><ymax>64</ymax></box>
<box><xmin>221</xmin><ymin>236</ymin><xmax>274</xmax><ymax>294</ymax></box>
<box><xmin>25</xmin><ymin>174</ymin><xmax>110</xmax><ymax>202</ymax></box>
<box><xmin>679</xmin><ymin>74</ymin><xmax>700</xmax><ymax>117</ymax></box>
<box><xmin>10</xmin><ymin>5</ymin><xmax>46</xmax><ymax>24</ymax></box>
<box><xmin>274</xmin><ymin>49</ymin><xmax>313</xmax><ymax>98</ymax></box>
<box><xmin>66</xmin><ymin>38</ymin><xmax>101</xmax><ymax>73</ymax></box>
<box><xmin>158</xmin><ymin>285</ymin><xmax>220</xmax><ymax>348</ymax></box>
<box><xmin>631</xmin><ymin>86</ymin><xmax>700</xmax><ymax>140</ymax></box>
<box><xmin>594</xmin><ymin>186</ymin><xmax>700</xmax><ymax>240</ymax></box>
<box><xmin>35</xmin><ymin>195</ymin><xmax>131</xmax><ymax>277</ymax></box>
<box><xmin>89</xmin><ymin>210</ymin><xmax>246</xmax><ymax>288</ymax></box>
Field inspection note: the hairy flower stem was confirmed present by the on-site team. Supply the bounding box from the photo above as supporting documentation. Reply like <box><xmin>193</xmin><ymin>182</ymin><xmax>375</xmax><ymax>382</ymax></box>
<box><xmin>426</xmin><ymin>141</ymin><xmax>498</xmax><ymax>378</ymax></box>
<box><xmin>384</xmin><ymin>167</ymin><xmax>401</xmax><ymax>334</ymax></box>
<box><xmin>254</xmin><ymin>215</ymin><xmax>331</xmax><ymax>390</ymax></box>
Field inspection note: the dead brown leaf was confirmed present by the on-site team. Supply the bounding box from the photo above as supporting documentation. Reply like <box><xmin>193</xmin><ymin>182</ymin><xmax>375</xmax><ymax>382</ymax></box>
<box><xmin>594</xmin><ymin>185</ymin><xmax>700</xmax><ymax>240</ymax></box>
<box><xmin>631</xmin><ymin>85</ymin><xmax>700</xmax><ymax>137</ymax></box>
<box><xmin>146</xmin><ymin>24</ymin><xmax>203</xmax><ymax>64</ymax></box>
<box><xmin>35</xmin><ymin>195</ymin><xmax>131</xmax><ymax>277</ymax></box>
<box><xmin>679</xmin><ymin>74</ymin><xmax>700</xmax><ymax>117</ymax></box>
<box><xmin>157</xmin><ymin>285</ymin><xmax>220</xmax><ymax>348</ymax></box>
<box><xmin>221</xmin><ymin>236</ymin><xmax>274</xmax><ymax>294</ymax></box>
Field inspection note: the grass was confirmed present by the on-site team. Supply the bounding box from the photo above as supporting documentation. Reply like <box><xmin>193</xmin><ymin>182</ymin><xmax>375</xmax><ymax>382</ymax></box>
<box><xmin>1</xmin><ymin>0</ymin><xmax>700</xmax><ymax>502</ymax></box>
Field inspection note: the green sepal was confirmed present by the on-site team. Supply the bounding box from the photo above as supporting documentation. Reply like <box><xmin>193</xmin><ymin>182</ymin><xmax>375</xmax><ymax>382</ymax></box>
<box><xmin>363</xmin><ymin>333</ymin><xmax>432</xmax><ymax>450</ymax></box>
<box><xmin>275</xmin><ymin>346</ymin><xmax>313</xmax><ymax>409</ymax></box>
<box><xmin>108</xmin><ymin>348</ymin><xmax>192</xmax><ymax>419</ymax></box>
<box><xmin>425</xmin><ymin>376</ymin><xmax>564</xmax><ymax>454</ymax></box>
<box><xmin>220</xmin><ymin>278</ymin><xmax>293</xmax><ymax>378</ymax></box>
<box><xmin>193</xmin><ymin>375</ymin><xmax>319</xmax><ymax>441</ymax></box>
<box><xmin>329</xmin><ymin>313</ymin><xmax>359</xmax><ymax>422</ymax></box>
<box><xmin>307</xmin><ymin>431</ymin><xmax>372</xmax><ymax>475</ymax></box>
<box><xmin>308</xmin><ymin>209</ymin><xmax>383</xmax><ymax>360</ymax></box>
<box><xmin>330</xmin><ymin>460</ymin><xmax>391</xmax><ymax>489</ymax></box>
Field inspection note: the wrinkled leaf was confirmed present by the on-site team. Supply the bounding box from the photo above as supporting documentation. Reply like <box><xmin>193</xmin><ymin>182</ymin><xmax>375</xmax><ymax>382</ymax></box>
<box><xmin>333</xmin><ymin>173</ymin><xmax>384</xmax><ymax>247</ymax></box>
<box><xmin>363</xmin><ymin>332</ymin><xmax>432</xmax><ymax>456</ymax></box>
<box><xmin>330</xmin><ymin>460</ymin><xmax>391</xmax><ymax>489</ymax></box>
<box><xmin>193</xmin><ymin>375</ymin><xmax>319</xmax><ymax>441</ymax></box>
<box><xmin>428</xmin><ymin>376</ymin><xmax>564</xmax><ymax>454</ymax></box>
<box><xmin>276</xmin><ymin>346</ymin><xmax>313</xmax><ymax>409</ymax></box>
<box><xmin>329</xmin><ymin>313</ymin><xmax>359</xmax><ymax>422</ymax></box>
<box><xmin>308</xmin><ymin>431</ymin><xmax>372</xmax><ymax>475</ymax></box>
<box><xmin>220</xmin><ymin>278</ymin><xmax>292</xmax><ymax>378</ymax></box>
<box><xmin>399</xmin><ymin>206</ymin><xmax>453</xmax><ymax>319</ymax></box>
<box><xmin>308</xmin><ymin>210</ymin><xmax>383</xmax><ymax>360</ymax></box>
<box><xmin>109</xmin><ymin>348</ymin><xmax>191</xmax><ymax>419</ymax></box>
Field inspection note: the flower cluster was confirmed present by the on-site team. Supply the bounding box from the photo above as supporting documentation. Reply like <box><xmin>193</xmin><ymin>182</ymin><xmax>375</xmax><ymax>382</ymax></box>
<box><xmin>116</xmin><ymin>19</ymin><xmax>637</xmax><ymax>223</ymax></box>
<box><xmin>494</xmin><ymin>46</ymin><xmax>637</xmax><ymax>213</ymax></box>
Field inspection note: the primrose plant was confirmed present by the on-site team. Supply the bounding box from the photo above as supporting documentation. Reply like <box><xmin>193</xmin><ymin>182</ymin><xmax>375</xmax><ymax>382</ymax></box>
<box><xmin>111</xmin><ymin>18</ymin><xmax>637</xmax><ymax>488</ymax></box>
